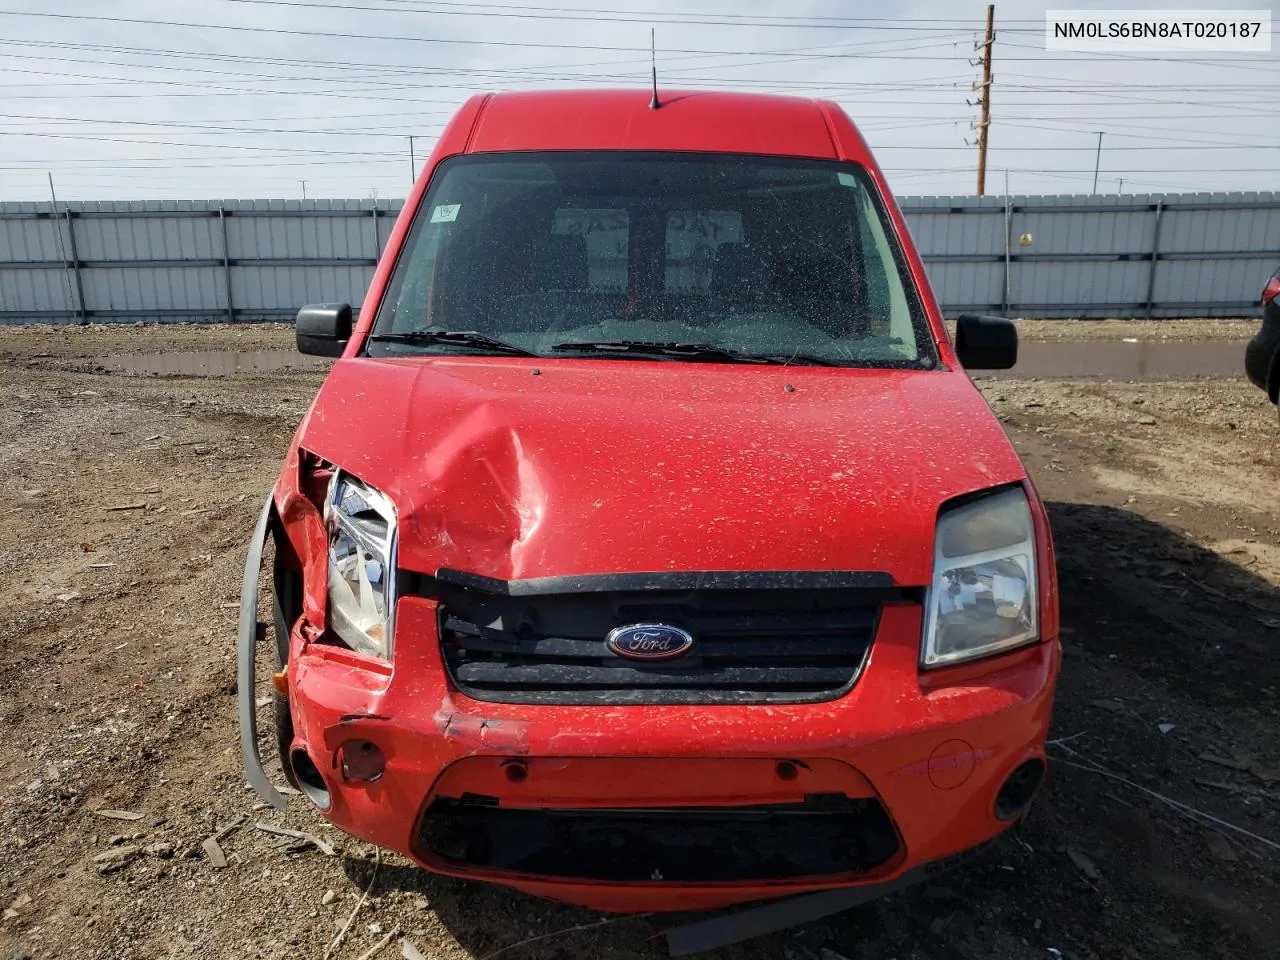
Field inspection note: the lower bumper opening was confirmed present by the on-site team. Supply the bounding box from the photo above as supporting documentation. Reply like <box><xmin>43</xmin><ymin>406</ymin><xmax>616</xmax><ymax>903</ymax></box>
<box><xmin>290</xmin><ymin>748</ymin><xmax>332</xmax><ymax>811</ymax></box>
<box><xmin>419</xmin><ymin>793</ymin><xmax>901</xmax><ymax>882</ymax></box>
<box><xmin>994</xmin><ymin>758</ymin><xmax>1045</xmax><ymax>820</ymax></box>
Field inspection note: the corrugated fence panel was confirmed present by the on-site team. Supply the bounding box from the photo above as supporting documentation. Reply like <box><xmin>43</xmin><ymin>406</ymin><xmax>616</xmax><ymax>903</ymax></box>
<box><xmin>74</xmin><ymin>210</ymin><xmax>220</xmax><ymax>263</ymax></box>
<box><xmin>82</xmin><ymin>266</ymin><xmax>225</xmax><ymax>313</ymax></box>
<box><xmin>1013</xmin><ymin>261</ymin><xmax>1151</xmax><ymax>314</ymax></box>
<box><xmin>924</xmin><ymin>262</ymin><xmax>1004</xmax><ymax>310</ymax></box>
<box><xmin>1</xmin><ymin>194</ymin><xmax>1277</xmax><ymax>323</ymax></box>
<box><xmin>1</xmin><ymin>267</ymin><xmax>75</xmax><ymax>315</ymax></box>
<box><xmin>230</xmin><ymin>265</ymin><xmax>374</xmax><ymax>311</ymax></box>
<box><xmin>0</xmin><ymin>213</ymin><xmax>68</xmax><ymax>262</ymax></box>
<box><xmin>228</xmin><ymin>214</ymin><xmax>372</xmax><ymax>261</ymax></box>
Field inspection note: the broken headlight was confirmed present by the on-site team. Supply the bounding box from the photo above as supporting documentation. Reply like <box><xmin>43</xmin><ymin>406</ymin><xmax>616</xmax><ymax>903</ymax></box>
<box><xmin>921</xmin><ymin>487</ymin><xmax>1038</xmax><ymax>668</ymax></box>
<box><xmin>324</xmin><ymin>471</ymin><xmax>397</xmax><ymax>660</ymax></box>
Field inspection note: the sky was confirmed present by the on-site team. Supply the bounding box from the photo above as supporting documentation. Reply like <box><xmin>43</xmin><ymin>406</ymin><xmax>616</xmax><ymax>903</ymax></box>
<box><xmin>0</xmin><ymin>0</ymin><xmax>1277</xmax><ymax>200</ymax></box>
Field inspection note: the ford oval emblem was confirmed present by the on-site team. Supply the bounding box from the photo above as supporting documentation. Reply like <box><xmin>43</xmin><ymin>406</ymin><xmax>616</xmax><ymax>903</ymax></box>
<box><xmin>605</xmin><ymin>623</ymin><xmax>694</xmax><ymax>661</ymax></box>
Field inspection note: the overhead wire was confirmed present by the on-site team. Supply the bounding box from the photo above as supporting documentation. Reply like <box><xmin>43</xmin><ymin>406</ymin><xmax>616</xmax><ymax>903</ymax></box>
<box><xmin>197</xmin><ymin>0</ymin><xmax>1014</xmax><ymax>31</ymax></box>
<box><xmin>2</xmin><ymin>6</ymin><xmax>1275</xmax><ymax>196</ymax></box>
<box><xmin>0</xmin><ymin>9</ymin><xmax>986</xmax><ymax>57</ymax></box>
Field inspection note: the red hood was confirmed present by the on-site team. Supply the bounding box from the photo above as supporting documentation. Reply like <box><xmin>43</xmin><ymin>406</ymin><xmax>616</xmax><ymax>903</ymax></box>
<box><xmin>295</xmin><ymin>357</ymin><xmax>1025</xmax><ymax>586</ymax></box>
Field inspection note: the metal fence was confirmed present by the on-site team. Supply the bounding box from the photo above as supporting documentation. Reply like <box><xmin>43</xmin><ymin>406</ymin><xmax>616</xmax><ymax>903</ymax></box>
<box><xmin>903</xmin><ymin>192</ymin><xmax>1280</xmax><ymax>318</ymax></box>
<box><xmin>2</xmin><ymin>193</ymin><xmax>1278</xmax><ymax>324</ymax></box>
<box><xmin>0</xmin><ymin>199</ymin><xmax>398</xmax><ymax>325</ymax></box>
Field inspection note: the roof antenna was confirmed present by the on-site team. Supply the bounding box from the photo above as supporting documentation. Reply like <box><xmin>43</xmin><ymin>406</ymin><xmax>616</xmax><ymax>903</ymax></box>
<box><xmin>649</xmin><ymin>27</ymin><xmax>661</xmax><ymax>109</ymax></box>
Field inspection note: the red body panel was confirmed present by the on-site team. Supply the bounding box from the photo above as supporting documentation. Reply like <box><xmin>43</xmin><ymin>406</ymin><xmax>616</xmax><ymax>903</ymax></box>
<box><xmin>270</xmin><ymin>88</ymin><xmax>1061</xmax><ymax>913</ymax></box>
<box><xmin>467</xmin><ymin>89</ymin><xmax>838</xmax><ymax>159</ymax></box>
<box><xmin>297</xmin><ymin>355</ymin><xmax>1025</xmax><ymax>583</ymax></box>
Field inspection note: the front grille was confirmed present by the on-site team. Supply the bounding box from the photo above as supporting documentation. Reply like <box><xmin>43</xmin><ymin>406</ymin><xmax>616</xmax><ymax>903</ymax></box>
<box><xmin>419</xmin><ymin>794</ymin><xmax>900</xmax><ymax>881</ymax></box>
<box><xmin>433</xmin><ymin>584</ymin><xmax>883</xmax><ymax>705</ymax></box>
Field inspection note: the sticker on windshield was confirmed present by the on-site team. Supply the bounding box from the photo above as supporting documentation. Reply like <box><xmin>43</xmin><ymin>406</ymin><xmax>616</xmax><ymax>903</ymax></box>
<box><xmin>836</xmin><ymin>172</ymin><xmax>858</xmax><ymax>188</ymax></box>
<box><xmin>430</xmin><ymin>204</ymin><xmax>461</xmax><ymax>223</ymax></box>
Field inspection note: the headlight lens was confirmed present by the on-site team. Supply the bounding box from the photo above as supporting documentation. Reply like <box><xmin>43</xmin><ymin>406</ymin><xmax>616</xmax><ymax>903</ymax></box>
<box><xmin>325</xmin><ymin>471</ymin><xmax>397</xmax><ymax>660</ymax></box>
<box><xmin>922</xmin><ymin>487</ymin><xmax>1038</xmax><ymax>668</ymax></box>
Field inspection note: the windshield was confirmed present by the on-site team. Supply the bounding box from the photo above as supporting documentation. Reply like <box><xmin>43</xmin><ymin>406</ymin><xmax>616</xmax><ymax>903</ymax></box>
<box><xmin>370</xmin><ymin>152</ymin><xmax>936</xmax><ymax>368</ymax></box>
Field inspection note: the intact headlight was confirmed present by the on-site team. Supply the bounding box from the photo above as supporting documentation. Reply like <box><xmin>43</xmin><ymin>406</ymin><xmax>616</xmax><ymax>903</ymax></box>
<box><xmin>324</xmin><ymin>471</ymin><xmax>397</xmax><ymax>660</ymax></box>
<box><xmin>922</xmin><ymin>487</ymin><xmax>1038</xmax><ymax>668</ymax></box>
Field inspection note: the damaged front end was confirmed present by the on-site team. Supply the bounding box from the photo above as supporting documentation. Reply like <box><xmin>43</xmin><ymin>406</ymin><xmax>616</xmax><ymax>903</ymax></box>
<box><xmin>238</xmin><ymin>515</ymin><xmax>1055</xmax><ymax>910</ymax></box>
<box><xmin>236</xmin><ymin>510</ymin><xmax>985</xmax><ymax>951</ymax></box>
<box><xmin>235</xmin><ymin>370</ymin><xmax>1056</xmax><ymax>929</ymax></box>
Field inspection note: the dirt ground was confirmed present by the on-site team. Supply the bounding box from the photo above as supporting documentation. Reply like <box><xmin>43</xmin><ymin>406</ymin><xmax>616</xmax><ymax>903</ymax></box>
<box><xmin>1</xmin><ymin>320</ymin><xmax>1278</xmax><ymax>960</ymax></box>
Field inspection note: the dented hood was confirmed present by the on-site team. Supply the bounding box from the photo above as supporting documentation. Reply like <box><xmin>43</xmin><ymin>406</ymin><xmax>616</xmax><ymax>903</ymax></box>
<box><xmin>296</xmin><ymin>357</ymin><xmax>1026</xmax><ymax>586</ymax></box>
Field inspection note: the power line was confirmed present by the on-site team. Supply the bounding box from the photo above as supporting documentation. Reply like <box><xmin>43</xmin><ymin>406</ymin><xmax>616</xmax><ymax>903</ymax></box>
<box><xmin>884</xmin><ymin>166</ymin><xmax>1280</xmax><ymax>173</ymax></box>
<box><xmin>998</xmin><ymin>118</ymin><xmax>1280</xmax><ymax>144</ymax></box>
<box><xmin>996</xmin><ymin>121</ymin><xmax>1280</xmax><ymax>148</ymax></box>
<box><xmin>5</xmin><ymin>31</ymin><xmax>1265</xmax><ymax>79</ymax></box>
<box><xmin>199</xmin><ymin>0</ymin><xmax>1003</xmax><ymax>31</ymax></box>
<box><xmin>880</xmin><ymin>143</ymin><xmax>1280</xmax><ymax>151</ymax></box>
<box><xmin>996</xmin><ymin>36</ymin><xmax>1280</xmax><ymax>73</ymax></box>
<box><xmin>0</xmin><ymin>158</ymin><xmax>408</xmax><ymax>168</ymax></box>
<box><xmin>2</xmin><ymin>49</ymin><xmax>1270</xmax><ymax>108</ymax></box>
<box><xmin>216</xmin><ymin>0</ymin><xmax>1049</xmax><ymax>26</ymax></box>
<box><xmin>0</xmin><ymin>9</ymin><xmax>982</xmax><ymax>56</ymax></box>
<box><xmin>2</xmin><ymin>7</ymin><xmax>1276</xmax><ymax>197</ymax></box>
<box><xmin>0</xmin><ymin>34</ymin><xmax>976</xmax><ymax>81</ymax></box>
<box><xmin>0</xmin><ymin>63</ymin><xmax>977</xmax><ymax>95</ymax></box>
<box><xmin>0</xmin><ymin>131</ymin><xmax>402</xmax><ymax>157</ymax></box>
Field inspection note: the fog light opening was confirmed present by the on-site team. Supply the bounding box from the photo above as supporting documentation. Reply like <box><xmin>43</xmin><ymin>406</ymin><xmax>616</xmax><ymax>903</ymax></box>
<box><xmin>341</xmin><ymin>740</ymin><xmax>386</xmax><ymax>783</ymax></box>
<box><xmin>290</xmin><ymin>748</ymin><xmax>332</xmax><ymax>810</ymax></box>
<box><xmin>995</xmin><ymin>758</ymin><xmax>1045</xmax><ymax>821</ymax></box>
<box><xmin>503</xmin><ymin>761</ymin><xmax>528</xmax><ymax>784</ymax></box>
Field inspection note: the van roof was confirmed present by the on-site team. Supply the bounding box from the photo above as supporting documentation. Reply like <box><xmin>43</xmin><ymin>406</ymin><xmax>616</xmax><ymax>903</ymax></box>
<box><xmin>464</xmin><ymin>89</ymin><xmax>859</xmax><ymax>162</ymax></box>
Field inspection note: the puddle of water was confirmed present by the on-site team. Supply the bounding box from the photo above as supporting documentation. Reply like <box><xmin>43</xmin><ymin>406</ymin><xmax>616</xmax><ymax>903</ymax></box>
<box><xmin>995</xmin><ymin>339</ymin><xmax>1247</xmax><ymax>379</ymax></box>
<box><xmin>99</xmin><ymin>349</ymin><xmax>329</xmax><ymax>376</ymax></box>
<box><xmin>97</xmin><ymin>339</ymin><xmax>1248</xmax><ymax>380</ymax></box>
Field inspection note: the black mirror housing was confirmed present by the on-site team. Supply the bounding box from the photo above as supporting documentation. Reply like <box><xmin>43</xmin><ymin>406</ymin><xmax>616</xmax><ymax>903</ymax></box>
<box><xmin>296</xmin><ymin>303</ymin><xmax>353</xmax><ymax>357</ymax></box>
<box><xmin>954</xmin><ymin>313</ymin><xmax>1017</xmax><ymax>370</ymax></box>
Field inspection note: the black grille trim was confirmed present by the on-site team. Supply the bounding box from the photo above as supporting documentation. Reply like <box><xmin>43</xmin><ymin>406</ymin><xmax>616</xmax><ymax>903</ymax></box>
<box><xmin>418</xmin><ymin>794</ymin><xmax>902</xmax><ymax>882</ymax></box>
<box><xmin>433</xmin><ymin>567</ymin><xmax>895</xmax><ymax>596</ymax></box>
<box><xmin>417</xmin><ymin>580</ymin><xmax>897</xmax><ymax>706</ymax></box>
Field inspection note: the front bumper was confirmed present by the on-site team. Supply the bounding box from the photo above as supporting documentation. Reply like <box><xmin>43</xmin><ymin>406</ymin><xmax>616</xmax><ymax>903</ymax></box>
<box><xmin>264</xmin><ymin>593</ymin><xmax>1058</xmax><ymax>912</ymax></box>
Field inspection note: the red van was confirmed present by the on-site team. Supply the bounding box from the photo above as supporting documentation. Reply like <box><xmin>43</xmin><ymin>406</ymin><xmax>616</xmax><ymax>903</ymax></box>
<box><xmin>238</xmin><ymin>89</ymin><xmax>1060</xmax><ymax>914</ymax></box>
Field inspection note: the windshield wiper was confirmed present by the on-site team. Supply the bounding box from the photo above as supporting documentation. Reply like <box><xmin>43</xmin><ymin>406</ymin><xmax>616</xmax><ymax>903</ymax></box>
<box><xmin>761</xmin><ymin>352</ymin><xmax>844</xmax><ymax>367</ymax></box>
<box><xmin>551</xmin><ymin>340</ymin><xmax>843</xmax><ymax>366</ymax></box>
<box><xmin>367</xmin><ymin>329</ymin><xmax>537</xmax><ymax>357</ymax></box>
<box><xmin>550</xmin><ymin>340</ymin><xmax>778</xmax><ymax>364</ymax></box>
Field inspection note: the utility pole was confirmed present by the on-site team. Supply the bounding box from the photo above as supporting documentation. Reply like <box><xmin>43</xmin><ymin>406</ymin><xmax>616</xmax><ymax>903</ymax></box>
<box><xmin>1118</xmin><ymin>177</ymin><xmax>1125</xmax><ymax>194</ymax></box>
<box><xmin>1091</xmin><ymin>132</ymin><xmax>1103</xmax><ymax>194</ymax></box>
<box><xmin>975</xmin><ymin>3</ymin><xmax>995</xmax><ymax>196</ymax></box>
<box><xmin>300</xmin><ymin>180</ymin><xmax>307</xmax><ymax>200</ymax></box>
<box><xmin>409</xmin><ymin>136</ymin><xmax>417</xmax><ymax>186</ymax></box>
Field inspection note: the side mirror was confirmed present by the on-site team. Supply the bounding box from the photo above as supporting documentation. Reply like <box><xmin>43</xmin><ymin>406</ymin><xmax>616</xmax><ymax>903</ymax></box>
<box><xmin>954</xmin><ymin>313</ymin><xmax>1017</xmax><ymax>370</ymax></box>
<box><xmin>296</xmin><ymin>303</ymin><xmax>352</xmax><ymax>357</ymax></box>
